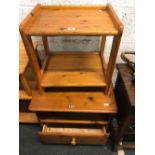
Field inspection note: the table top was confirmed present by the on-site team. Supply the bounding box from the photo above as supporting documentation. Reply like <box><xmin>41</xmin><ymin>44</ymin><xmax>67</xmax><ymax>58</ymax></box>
<box><xmin>20</xmin><ymin>4</ymin><xmax>123</xmax><ymax>36</ymax></box>
<box><xmin>117</xmin><ymin>64</ymin><xmax>135</xmax><ymax>106</ymax></box>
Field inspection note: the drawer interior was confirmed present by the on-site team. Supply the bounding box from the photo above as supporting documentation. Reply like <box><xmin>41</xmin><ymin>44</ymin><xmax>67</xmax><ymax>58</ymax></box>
<box><xmin>42</xmin><ymin>124</ymin><xmax>107</xmax><ymax>136</ymax></box>
<box><xmin>39</xmin><ymin>123</ymin><xmax>109</xmax><ymax>145</ymax></box>
<box><xmin>37</xmin><ymin>112</ymin><xmax>110</xmax><ymax>145</ymax></box>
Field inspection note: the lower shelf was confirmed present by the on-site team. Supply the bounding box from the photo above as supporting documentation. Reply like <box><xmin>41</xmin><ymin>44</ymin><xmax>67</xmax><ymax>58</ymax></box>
<box><xmin>41</xmin><ymin>52</ymin><xmax>106</xmax><ymax>88</ymax></box>
<box><xmin>39</xmin><ymin>124</ymin><xmax>109</xmax><ymax>145</ymax></box>
<box><xmin>19</xmin><ymin>112</ymin><xmax>39</xmax><ymax>123</ymax></box>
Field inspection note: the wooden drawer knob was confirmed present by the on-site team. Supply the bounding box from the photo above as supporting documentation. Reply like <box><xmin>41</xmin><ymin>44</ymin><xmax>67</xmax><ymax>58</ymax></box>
<box><xmin>71</xmin><ymin>137</ymin><xmax>77</xmax><ymax>145</ymax></box>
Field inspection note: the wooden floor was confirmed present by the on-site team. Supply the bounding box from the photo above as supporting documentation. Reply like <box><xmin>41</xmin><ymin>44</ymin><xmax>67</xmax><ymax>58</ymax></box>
<box><xmin>41</xmin><ymin>52</ymin><xmax>106</xmax><ymax>88</ymax></box>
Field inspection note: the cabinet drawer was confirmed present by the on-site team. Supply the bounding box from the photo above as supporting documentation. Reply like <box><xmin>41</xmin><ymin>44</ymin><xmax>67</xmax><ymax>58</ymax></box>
<box><xmin>39</xmin><ymin>124</ymin><xmax>109</xmax><ymax>145</ymax></box>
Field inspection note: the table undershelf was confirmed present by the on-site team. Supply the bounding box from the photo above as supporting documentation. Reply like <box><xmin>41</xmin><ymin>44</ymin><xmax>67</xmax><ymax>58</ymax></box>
<box><xmin>41</xmin><ymin>52</ymin><xmax>106</xmax><ymax>88</ymax></box>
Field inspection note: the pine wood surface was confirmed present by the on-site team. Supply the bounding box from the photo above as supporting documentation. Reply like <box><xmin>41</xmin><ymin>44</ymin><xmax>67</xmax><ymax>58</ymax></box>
<box><xmin>105</xmin><ymin>35</ymin><xmax>122</xmax><ymax>94</ymax></box>
<box><xmin>19</xmin><ymin>4</ymin><xmax>123</xmax><ymax>143</ymax></box>
<box><xmin>20</xmin><ymin>75</ymin><xmax>32</xmax><ymax>96</ymax></box>
<box><xmin>19</xmin><ymin>41</ymin><xmax>38</xmax><ymax>99</ymax></box>
<box><xmin>19</xmin><ymin>41</ymin><xmax>37</xmax><ymax>75</ymax></box>
<box><xmin>20</xmin><ymin>4</ymin><xmax>123</xmax><ymax>35</ymax></box>
<box><xmin>42</xmin><ymin>124</ymin><xmax>106</xmax><ymax>136</ymax></box>
<box><xmin>41</xmin><ymin>52</ymin><xmax>106</xmax><ymax>87</ymax></box>
<box><xmin>19</xmin><ymin>112</ymin><xmax>39</xmax><ymax>123</ymax></box>
<box><xmin>20</xmin><ymin>32</ymin><xmax>43</xmax><ymax>92</ymax></box>
<box><xmin>19</xmin><ymin>41</ymin><xmax>29</xmax><ymax>75</ymax></box>
<box><xmin>19</xmin><ymin>90</ymin><xmax>32</xmax><ymax>100</ymax></box>
<box><xmin>39</xmin><ymin>125</ymin><xmax>109</xmax><ymax>145</ymax></box>
<box><xmin>19</xmin><ymin>41</ymin><xmax>39</xmax><ymax>123</ymax></box>
<box><xmin>20</xmin><ymin>4</ymin><xmax>123</xmax><ymax>94</ymax></box>
<box><xmin>29</xmin><ymin>89</ymin><xmax>117</xmax><ymax>113</ymax></box>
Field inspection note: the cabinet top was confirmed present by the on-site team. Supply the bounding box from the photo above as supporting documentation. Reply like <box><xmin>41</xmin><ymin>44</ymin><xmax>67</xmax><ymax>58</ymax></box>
<box><xmin>20</xmin><ymin>4</ymin><xmax>123</xmax><ymax>36</ymax></box>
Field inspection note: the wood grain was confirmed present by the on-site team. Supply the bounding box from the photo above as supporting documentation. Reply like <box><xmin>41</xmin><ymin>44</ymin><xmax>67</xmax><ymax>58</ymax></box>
<box><xmin>107</xmin><ymin>4</ymin><xmax>124</xmax><ymax>33</ymax></box>
<box><xmin>19</xmin><ymin>90</ymin><xmax>32</xmax><ymax>100</ymax></box>
<box><xmin>19</xmin><ymin>41</ymin><xmax>37</xmax><ymax>75</ymax></box>
<box><xmin>20</xmin><ymin>75</ymin><xmax>32</xmax><ymax>96</ymax></box>
<box><xmin>39</xmin><ymin>125</ymin><xmax>109</xmax><ymax>145</ymax></box>
<box><xmin>42</xmin><ymin>36</ymin><xmax>50</xmax><ymax>55</ymax></box>
<box><xmin>20</xmin><ymin>4</ymin><xmax>123</xmax><ymax>95</ymax></box>
<box><xmin>105</xmin><ymin>35</ymin><xmax>122</xmax><ymax>94</ymax></box>
<box><xmin>21</xmin><ymin>4</ymin><xmax>120</xmax><ymax>35</ymax></box>
<box><xmin>19</xmin><ymin>3</ymin><xmax>41</xmax><ymax>31</ymax></box>
<box><xmin>19</xmin><ymin>41</ymin><xmax>29</xmax><ymax>75</ymax></box>
<box><xmin>100</xmin><ymin>36</ymin><xmax>106</xmax><ymax>56</ymax></box>
<box><xmin>20</xmin><ymin>32</ymin><xmax>43</xmax><ymax>93</ymax></box>
<box><xmin>29</xmin><ymin>91</ymin><xmax>117</xmax><ymax>113</ymax></box>
<box><xmin>41</xmin><ymin>52</ymin><xmax>106</xmax><ymax>87</ymax></box>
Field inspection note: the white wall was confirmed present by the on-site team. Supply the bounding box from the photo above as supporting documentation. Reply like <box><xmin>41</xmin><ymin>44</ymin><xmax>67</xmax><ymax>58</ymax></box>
<box><xmin>19</xmin><ymin>0</ymin><xmax>135</xmax><ymax>63</ymax></box>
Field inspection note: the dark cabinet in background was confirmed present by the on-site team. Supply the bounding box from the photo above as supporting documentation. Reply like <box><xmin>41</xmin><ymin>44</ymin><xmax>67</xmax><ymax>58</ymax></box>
<box><xmin>111</xmin><ymin>64</ymin><xmax>135</xmax><ymax>150</ymax></box>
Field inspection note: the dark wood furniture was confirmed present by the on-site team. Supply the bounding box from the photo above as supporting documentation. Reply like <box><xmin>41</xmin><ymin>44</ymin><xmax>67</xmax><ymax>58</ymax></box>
<box><xmin>19</xmin><ymin>4</ymin><xmax>123</xmax><ymax>145</ymax></box>
<box><xmin>111</xmin><ymin>64</ymin><xmax>135</xmax><ymax>150</ymax></box>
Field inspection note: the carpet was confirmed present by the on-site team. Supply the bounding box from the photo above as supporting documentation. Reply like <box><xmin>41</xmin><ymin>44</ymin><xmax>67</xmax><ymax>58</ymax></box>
<box><xmin>19</xmin><ymin>124</ymin><xmax>134</xmax><ymax>155</ymax></box>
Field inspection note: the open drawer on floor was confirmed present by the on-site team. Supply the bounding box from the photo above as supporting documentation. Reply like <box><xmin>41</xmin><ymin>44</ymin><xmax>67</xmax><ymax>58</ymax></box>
<box><xmin>39</xmin><ymin>124</ymin><xmax>109</xmax><ymax>145</ymax></box>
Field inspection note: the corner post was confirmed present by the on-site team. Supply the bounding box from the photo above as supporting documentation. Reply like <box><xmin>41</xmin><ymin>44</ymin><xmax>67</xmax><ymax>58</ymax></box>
<box><xmin>100</xmin><ymin>35</ymin><xmax>106</xmax><ymax>57</ymax></box>
<box><xmin>42</xmin><ymin>36</ymin><xmax>50</xmax><ymax>55</ymax></box>
<box><xmin>105</xmin><ymin>34</ymin><xmax>122</xmax><ymax>95</ymax></box>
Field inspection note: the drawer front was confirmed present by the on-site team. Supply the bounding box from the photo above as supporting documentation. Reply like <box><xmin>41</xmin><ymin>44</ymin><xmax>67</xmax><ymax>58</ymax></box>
<box><xmin>39</xmin><ymin>133</ymin><xmax>71</xmax><ymax>144</ymax></box>
<box><xmin>73</xmin><ymin>135</ymin><xmax>109</xmax><ymax>145</ymax></box>
<box><xmin>39</xmin><ymin>125</ymin><xmax>109</xmax><ymax>145</ymax></box>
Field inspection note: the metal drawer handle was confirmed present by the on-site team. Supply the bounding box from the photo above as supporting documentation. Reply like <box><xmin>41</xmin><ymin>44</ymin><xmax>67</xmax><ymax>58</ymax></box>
<box><xmin>71</xmin><ymin>137</ymin><xmax>77</xmax><ymax>145</ymax></box>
